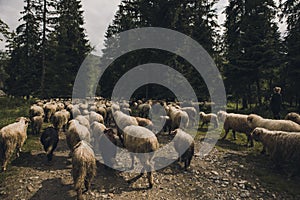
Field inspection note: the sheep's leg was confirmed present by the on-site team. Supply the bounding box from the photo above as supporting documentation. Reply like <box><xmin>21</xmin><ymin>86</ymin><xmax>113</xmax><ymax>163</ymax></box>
<box><xmin>130</xmin><ymin>154</ymin><xmax>135</xmax><ymax>170</ymax></box>
<box><xmin>221</xmin><ymin>129</ymin><xmax>229</xmax><ymax>140</ymax></box>
<box><xmin>232</xmin><ymin>131</ymin><xmax>236</xmax><ymax>140</ymax></box>
<box><xmin>2</xmin><ymin>144</ymin><xmax>15</xmax><ymax>171</ymax></box>
<box><xmin>247</xmin><ymin>134</ymin><xmax>254</xmax><ymax>147</ymax></box>
<box><xmin>261</xmin><ymin>145</ymin><xmax>266</xmax><ymax>155</ymax></box>
<box><xmin>147</xmin><ymin>171</ymin><xmax>153</xmax><ymax>188</ymax></box>
<box><xmin>200</xmin><ymin>122</ymin><xmax>205</xmax><ymax>128</ymax></box>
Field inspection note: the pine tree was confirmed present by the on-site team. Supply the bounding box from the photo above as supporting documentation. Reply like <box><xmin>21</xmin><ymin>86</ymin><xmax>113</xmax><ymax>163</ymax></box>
<box><xmin>45</xmin><ymin>0</ymin><xmax>90</xmax><ymax>97</ymax></box>
<box><xmin>223</xmin><ymin>0</ymin><xmax>283</xmax><ymax>108</ymax></box>
<box><xmin>280</xmin><ymin>0</ymin><xmax>300</xmax><ymax>109</ymax></box>
<box><xmin>6</xmin><ymin>0</ymin><xmax>41</xmax><ymax>97</ymax></box>
<box><xmin>100</xmin><ymin>0</ymin><xmax>219</xmax><ymax>100</ymax></box>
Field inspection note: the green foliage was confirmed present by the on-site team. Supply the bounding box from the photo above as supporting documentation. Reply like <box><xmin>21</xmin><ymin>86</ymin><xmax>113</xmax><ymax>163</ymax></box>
<box><xmin>223</xmin><ymin>0</ymin><xmax>284</xmax><ymax>109</ymax></box>
<box><xmin>100</xmin><ymin>0</ymin><xmax>219</xmax><ymax>100</ymax></box>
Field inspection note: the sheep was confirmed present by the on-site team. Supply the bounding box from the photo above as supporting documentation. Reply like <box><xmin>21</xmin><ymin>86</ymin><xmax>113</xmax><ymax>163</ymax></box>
<box><xmin>171</xmin><ymin>129</ymin><xmax>195</xmax><ymax>170</ymax></box>
<box><xmin>90</xmin><ymin>122</ymin><xmax>117</xmax><ymax>167</ymax></box>
<box><xmin>285</xmin><ymin>112</ymin><xmax>300</xmax><ymax>125</ymax></box>
<box><xmin>181</xmin><ymin>107</ymin><xmax>197</xmax><ymax>127</ymax></box>
<box><xmin>247</xmin><ymin>114</ymin><xmax>300</xmax><ymax>132</ymax></box>
<box><xmin>31</xmin><ymin>115</ymin><xmax>44</xmax><ymax>135</ymax></box>
<box><xmin>72</xmin><ymin>140</ymin><xmax>96</xmax><ymax>200</ymax></box>
<box><xmin>159</xmin><ymin>115</ymin><xmax>171</xmax><ymax>133</ymax></box>
<box><xmin>89</xmin><ymin>111</ymin><xmax>104</xmax><ymax>124</ymax></box>
<box><xmin>135</xmin><ymin>117</ymin><xmax>154</xmax><ymax>131</ymax></box>
<box><xmin>251</xmin><ymin>127</ymin><xmax>300</xmax><ymax>168</ymax></box>
<box><xmin>75</xmin><ymin>115</ymin><xmax>90</xmax><ymax>130</ymax></box>
<box><xmin>123</xmin><ymin>125</ymin><xmax>159</xmax><ymax>188</ymax></box>
<box><xmin>220</xmin><ymin>112</ymin><xmax>253</xmax><ymax>147</ymax></box>
<box><xmin>96</xmin><ymin>106</ymin><xmax>107</xmax><ymax>123</ymax></box>
<box><xmin>0</xmin><ymin>117</ymin><xmax>30</xmax><ymax>172</ymax></box>
<box><xmin>29</xmin><ymin>104</ymin><xmax>44</xmax><ymax>119</ymax></box>
<box><xmin>43</xmin><ymin>102</ymin><xmax>57</xmax><ymax>122</ymax></box>
<box><xmin>199</xmin><ymin>112</ymin><xmax>218</xmax><ymax>128</ymax></box>
<box><xmin>56</xmin><ymin>102</ymin><xmax>65</xmax><ymax>111</ymax></box>
<box><xmin>167</xmin><ymin>106</ymin><xmax>189</xmax><ymax>133</ymax></box>
<box><xmin>113</xmin><ymin>110</ymin><xmax>138</xmax><ymax>145</ymax></box>
<box><xmin>137</xmin><ymin>103</ymin><xmax>151</xmax><ymax>118</ymax></box>
<box><xmin>66</xmin><ymin>120</ymin><xmax>91</xmax><ymax>151</ymax></box>
<box><xmin>51</xmin><ymin>110</ymin><xmax>70</xmax><ymax>132</ymax></box>
<box><xmin>40</xmin><ymin>127</ymin><xmax>59</xmax><ymax>161</ymax></box>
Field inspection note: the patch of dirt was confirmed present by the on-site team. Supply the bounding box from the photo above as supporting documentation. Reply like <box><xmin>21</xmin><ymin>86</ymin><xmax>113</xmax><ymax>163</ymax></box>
<box><xmin>0</xmin><ymin>132</ymin><xmax>299</xmax><ymax>200</ymax></box>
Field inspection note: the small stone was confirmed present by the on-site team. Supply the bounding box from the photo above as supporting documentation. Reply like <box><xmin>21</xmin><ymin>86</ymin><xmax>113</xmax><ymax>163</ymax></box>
<box><xmin>240</xmin><ymin>191</ymin><xmax>250</xmax><ymax>198</ymax></box>
<box><xmin>211</xmin><ymin>171</ymin><xmax>219</xmax><ymax>176</ymax></box>
<box><xmin>108</xmin><ymin>193</ymin><xmax>114</xmax><ymax>198</ymax></box>
<box><xmin>26</xmin><ymin>185</ymin><xmax>34</xmax><ymax>193</ymax></box>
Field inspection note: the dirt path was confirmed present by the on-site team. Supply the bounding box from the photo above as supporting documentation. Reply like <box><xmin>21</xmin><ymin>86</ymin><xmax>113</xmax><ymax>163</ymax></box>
<box><xmin>0</xmin><ymin>133</ymin><xmax>299</xmax><ymax>200</ymax></box>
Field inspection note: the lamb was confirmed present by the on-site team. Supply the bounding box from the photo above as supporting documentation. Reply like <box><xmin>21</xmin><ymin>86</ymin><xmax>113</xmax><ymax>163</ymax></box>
<box><xmin>285</xmin><ymin>112</ymin><xmax>300</xmax><ymax>125</ymax></box>
<box><xmin>220</xmin><ymin>112</ymin><xmax>253</xmax><ymax>147</ymax></box>
<box><xmin>72</xmin><ymin>140</ymin><xmax>96</xmax><ymax>200</ymax></box>
<box><xmin>135</xmin><ymin>117</ymin><xmax>154</xmax><ymax>131</ymax></box>
<box><xmin>171</xmin><ymin>129</ymin><xmax>195</xmax><ymax>170</ymax></box>
<box><xmin>51</xmin><ymin>109</ymin><xmax>70</xmax><ymax>132</ymax></box>
<box><xmin>40</xmin><ymin>127</ymin><xmax>59</xmax><ymax>161</ymax></box>
<box><xmin>167</xmin><ymin>106</ymin><xmax>189</xmax><ymax>133</ymax></box>
<box><xmin>247</xmin><ymin>114</ymin><xmax>300</xmax><ymax>132</ymax></box>
<box><xmin>123</xmin><ymin>125</ymin><xmax>159</xmax><ymax>188</ymax></box>
<box><xmin>0</xmin><ymin>117</ymin><xmax>30</xmax><ymax>171</ymax></box>
<box><xmin>66</xmin><ymin>120</ymin><xmax>91</xmax><ymax>151</ymax></box>
<box><xmin>113</xmin><ymin>110</ymin><xmax>138</xmax><ymax>145</ymax></box>
<box><xmin>199</xmin><ymin>112</ymin><xmax>218</xmax><ymax>128</ymax></box>
<box><xmin>31</xmin><ymin>115</ymin><xmax>44</xmax><ymax>135</ymax></box>
<box><xmin>90</xmin><ymin>122</ymin><xmax>117</xmax><ymax>167</ymax></box>
<box><xmin>251</xmin><ymin>127</ymin><xmax>300</xmax><ymax>168</ymax></box>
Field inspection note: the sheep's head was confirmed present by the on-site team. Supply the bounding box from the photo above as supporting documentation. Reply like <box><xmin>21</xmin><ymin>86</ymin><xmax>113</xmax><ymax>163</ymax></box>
<box><xmin>16</xmin><ymin>117</ymin><xmax>30</xmax><ymax>125</ymax></box>
<box><xmin>251</xmin><ymin>128</ymin><xmax>263</xmax><ymax>141</ymax></box>
<box><xmin>199</xmin><ymin>112</ymin><xmax>205</xmax><ymax>119</ymax></box>
<box><xmin>104</xmin><ymin>128</ymin><xmax>118</xmax><ymax>144</ymax></box>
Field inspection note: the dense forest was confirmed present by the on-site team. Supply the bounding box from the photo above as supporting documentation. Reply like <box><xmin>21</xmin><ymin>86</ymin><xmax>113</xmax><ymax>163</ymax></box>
<box><xmin>0</xmin><ymin>0</ymin><xmax>299</xmax><ymax>110</ymax></box>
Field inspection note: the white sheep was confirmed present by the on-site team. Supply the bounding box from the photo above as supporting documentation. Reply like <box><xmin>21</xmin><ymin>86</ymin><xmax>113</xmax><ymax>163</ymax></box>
<box><xmin>247</xmin><ymin>114</ymin><xmax>300</xmax><ymax>132</ymax></box>
<box><xmin>123</xmin><ymin>125</ymin><xmax>159</xmax><ymax>188</ymax></box>
<box><xmin>285</xmin><ymin>112</ymin><xmax>300</xmax><ymax>125</ymax></box>
<box><xmin>251</xmin><ymin>127</ymin><xmax>300</xmax><ymax>168</ymax></box>
<box><xmin>172</xmin><ymin>129</ymin><xmax>195</xmax><ymax>170</ymax></box>
<box><xmin>199</xmin><ymin>112</ymin><xmax>218</xmax><ymax>128</ymax></box>
<box><xmin>113</xmin><ymin>110</ymin><xmax>138</xmax><ymax>145</ymax></box>
<box><xmin>72</xmin><ymin>140</ymin><xmax>96</xmax><ymax>200</ymax></box>
<box><xmin>0</xmin><ymin>117</ymin><xmax>30</xmax><ymax>171</ymax></box>
<box><xmin>66</xmin><ymin>120</ymin><xmax>91</xmax><ymax>152</ymax></box>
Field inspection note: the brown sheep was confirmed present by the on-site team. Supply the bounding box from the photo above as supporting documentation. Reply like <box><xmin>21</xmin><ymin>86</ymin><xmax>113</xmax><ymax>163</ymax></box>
<box><xmin>31</xmin><ymin>115</ymin><xmax>44</xmax><ymax>135</ymax></box>
<box><xmin>72</xmin><ymin>140</ymin><xmax>96</xmax><ymax>200</ymax></box>
<box><xmin>0</xmin><ymin>117</ymin><xmax>30</xmax><ymax>171</ymax></box>
<box><xmin>43</xmin><ymin>102</ymin><xmax>57</xmax><ymax>122</ymax></box>
<box><xmin>220</xmin><ymin>112</ymin><xmax>253</xmax><ymax>147</ymax></box>
<box><xmin>40</xmin><ymin>127</ymin><xmax>59</xmax><ymax>161</ymax></box>
<box><xmin>51</xmin><ymin>110</ymin><xmax>70</xmax><ymax>132</ymax></box>
<box><xmin>167</xmin><ymin>106</ymin><xmax>189</xmax><ymax>133</ymax></box>
<box><xmin>135</xmin><ymin>117</ymin><xmax>154</xmax><ymax>131</ymax></box>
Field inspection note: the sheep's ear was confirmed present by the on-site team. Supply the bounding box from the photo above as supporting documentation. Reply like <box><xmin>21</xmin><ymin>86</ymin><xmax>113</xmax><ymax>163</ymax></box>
<box><xmin>171</xmin><ymin>129</ymin><xmax>177</xmax><ymax>135</ymax></box>
<box><xmin>247</xmin><ymin>116</ymin><xmax>253</xmax><ymax>123</ymax></box>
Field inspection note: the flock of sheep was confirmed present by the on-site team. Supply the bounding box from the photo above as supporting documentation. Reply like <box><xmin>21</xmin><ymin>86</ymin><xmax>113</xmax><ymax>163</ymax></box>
<box><xmin>0</xmin><ymin>97</ymin><xmax>300</xmax><ymax>200</ymax></box>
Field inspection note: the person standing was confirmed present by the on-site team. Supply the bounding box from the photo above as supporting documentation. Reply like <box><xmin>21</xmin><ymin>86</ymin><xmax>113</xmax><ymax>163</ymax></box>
<box><xmin>270</xmin><ymin>87</ymin><xmax>282</xmax><ymax>119</ymax></box>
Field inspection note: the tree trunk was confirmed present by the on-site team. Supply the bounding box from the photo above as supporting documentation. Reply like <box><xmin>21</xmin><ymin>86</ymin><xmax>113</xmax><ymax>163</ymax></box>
<box><xmin>40</xmin><ymin>0</ymin><xmax>47</xmax><ymax>98</ymax></box>
<box><xmin>256</xmin><ymin>79</ymin><xmax>262</xmax><ymax>106</ymax></box>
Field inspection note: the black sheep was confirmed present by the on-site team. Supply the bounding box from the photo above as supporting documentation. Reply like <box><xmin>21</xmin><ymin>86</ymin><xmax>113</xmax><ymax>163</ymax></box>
<box><xmin>40</xmin><ymin>127</ymin><xmax>59</xmax><ymax>161</ymax></box>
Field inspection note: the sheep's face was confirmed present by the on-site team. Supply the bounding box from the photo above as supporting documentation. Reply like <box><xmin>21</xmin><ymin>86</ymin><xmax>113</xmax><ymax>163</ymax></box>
<box><xmin>16</xmin><ymin>117</ymin><xmax>30</xmax><ymax>125</ymax></box>
<box><xmin>251</xmin><ymin>128</ymin><xmax>262</xmax><ymax>141</ymax></box>
<box><xmin>247</xmin><ymin>115</ymin><xmax>255</xmax><ymax>125</ymax></box>
<box><xmin>199</xmin><ymin>112</ymin><xmax>204</xmax><ymax>119</ymax></box>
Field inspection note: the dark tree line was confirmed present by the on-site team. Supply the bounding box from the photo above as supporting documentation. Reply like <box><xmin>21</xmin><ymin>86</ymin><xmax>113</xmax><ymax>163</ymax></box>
<box><xmin>1</xmin><ymin>0</ymin><xmax>90</xmax><ymax>98</ymax></box>
<box><xmin>0</xmin><ymin>0</ymin><xmax>299</xmax><ymax>110</ymax></box>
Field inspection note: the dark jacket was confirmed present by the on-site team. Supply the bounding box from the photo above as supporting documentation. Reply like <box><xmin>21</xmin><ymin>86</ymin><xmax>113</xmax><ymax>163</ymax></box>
<box><xmin>270</xmin><ymin>93</ymin><xmax>282</xmax><ymax>113</ymax></box>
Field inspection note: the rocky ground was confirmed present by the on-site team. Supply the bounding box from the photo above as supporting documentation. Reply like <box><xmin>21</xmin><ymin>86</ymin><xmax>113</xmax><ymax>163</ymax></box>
<box><xmin>0</xmin><ymin>131</ymin><xmax>300</xmax><ymax>200</ymax></box>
